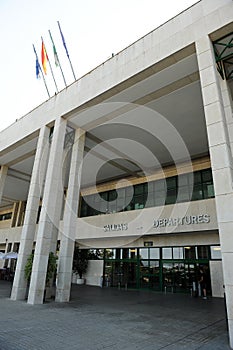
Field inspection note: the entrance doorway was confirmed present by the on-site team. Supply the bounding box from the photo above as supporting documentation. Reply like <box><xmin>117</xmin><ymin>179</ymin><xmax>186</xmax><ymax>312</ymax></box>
<box><xmin>162</xmin><ymin>262</ymin><xmax>199</xmax><ymax>293</ymax></box>
<box><xmin>104</xmin><ymin>247</ymin><xmax>211</xmax><ymax>295</ymax></box>
<box><xmin>104</xmin><ymin>261</ymin><xmax>137</xmax><ymax>288</ymax></box>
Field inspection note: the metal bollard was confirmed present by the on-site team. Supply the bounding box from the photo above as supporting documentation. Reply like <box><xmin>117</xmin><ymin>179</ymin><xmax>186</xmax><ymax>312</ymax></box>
<box><xmin>125</xmin><ymin>283</ymin><xmax>127</xmax><ymax>291</ymax></box>
<box><xmin>118</xmin><ymin>282</ymin><xmax>121</xmax><ymax>290</ymax></box>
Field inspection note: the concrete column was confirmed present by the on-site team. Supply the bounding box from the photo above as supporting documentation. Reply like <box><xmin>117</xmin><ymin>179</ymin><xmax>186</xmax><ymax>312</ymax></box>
<box><xmin>196</xmin><ymin>36</ymin><xmax>233</xmax><ymax>349</ymax></box>
<box><xmin>4</xmin><ymin>240</ymin><xmax>11</xmax><ymax>268</ymax></box>
<box><xmin>0</xmin><ymin>165</ymin><xmax>8</xmax><ymax>203</ymax></box>
<box><xmin>11</xmin><ymin>126</ymin><xmax>50</xmax><ymax>300</ymax></box>
<box><xmin>220</xmin><ymin>80</ymin><xmax>233</xmax><ymax>156</ymax></box>
<box><xmin>56</xmin><ymin>128</ymin><xmax>85</xmax><ymax>302</ymax></box>
<box><xmin>10</xmin><ymin>202</ymin><xmax>19</xmax><ymax>227</ymax></box>
<box><xmin>15</xmin><ymin>201</ymin><xmax>25</xmax><ymax>227</ymax></box>
<box><xmin>27</xmin><ymin>117</ymin><xmax>67</xmax><ymax>305</ymax></box>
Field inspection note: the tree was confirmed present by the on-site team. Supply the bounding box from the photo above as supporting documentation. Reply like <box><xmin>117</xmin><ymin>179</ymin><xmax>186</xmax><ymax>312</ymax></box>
<box><xmin>25</xmin><ymin>252</ymin><xmax>57</xmax><ymax>286</ymax></box>
<box><xmin>73</xmin><ymin>247</ymin><xmax>89</xmax><ymax>279</ymax></box>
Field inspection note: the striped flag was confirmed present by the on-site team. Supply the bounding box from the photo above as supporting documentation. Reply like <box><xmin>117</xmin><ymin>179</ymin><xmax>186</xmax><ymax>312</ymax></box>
<box><xmin>41</xmin><ymin>40</ymin><xmax>48</xmax><ymax>74</ymax></box>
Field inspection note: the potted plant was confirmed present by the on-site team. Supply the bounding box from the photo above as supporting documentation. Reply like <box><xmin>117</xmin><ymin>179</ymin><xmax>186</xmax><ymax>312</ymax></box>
<box><xmin>25</xmin><ymin>251</ymin><xmax>57</xmax><ymax>300</ymax></box>
<box><xmin>73</xmin><ymin>247</ymin><xmax>89</xmax><ymax>284</ymax></box>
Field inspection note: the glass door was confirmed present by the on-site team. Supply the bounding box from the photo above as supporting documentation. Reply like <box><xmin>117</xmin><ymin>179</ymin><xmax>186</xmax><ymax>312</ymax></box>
<box><xmin>162</xmin><ymin>261</ymin><xmax>204</xmax><ymax>294</ymax></box>
<box><xmin>104</xmin><ymin>260</ymin><xmax>138</xmax><ymax>288</ymax></box>
<box><xmin>140</xmin><ymin>260</ymin><xmax>160</xmax><ymax>291</ymax></box>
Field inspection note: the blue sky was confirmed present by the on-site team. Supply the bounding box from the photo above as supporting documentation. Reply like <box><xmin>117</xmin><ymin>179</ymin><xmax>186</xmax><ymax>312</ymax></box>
<box><xmin>0</xmin><ymin>0</ymin><xmax>197</xmax><ymax>132</ymax></box>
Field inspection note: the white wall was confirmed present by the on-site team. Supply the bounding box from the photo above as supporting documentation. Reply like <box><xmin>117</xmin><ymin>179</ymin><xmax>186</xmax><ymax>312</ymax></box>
<box><xmin>84</xmin><ymin>260</ymin><xmax>104</xmax><ymax>287</ymax></box>
<box><xmin>210</xmin><ymin>260</ymin><xmax>224</xmax><ymax>297</ymax></box>
<box><xmin>76</xmin><ymin>198</ymin><xmax>218</xmax><ymax>242</ymax></box>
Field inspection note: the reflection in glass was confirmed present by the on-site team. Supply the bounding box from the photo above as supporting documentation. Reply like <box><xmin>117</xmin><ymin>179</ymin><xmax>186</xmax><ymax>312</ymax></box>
<box><xmin>139</xmin><ymin>248</ymin><xmax>149</xmax><ymax>259</ymax></box>
<box><xmin>150</xmin><ymin>260</ymin><xmax>159</xmax><ymax>274</ymax></box>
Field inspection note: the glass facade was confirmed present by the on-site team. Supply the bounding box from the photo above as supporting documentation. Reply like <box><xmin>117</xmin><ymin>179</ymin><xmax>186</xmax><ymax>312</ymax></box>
<box><xmin>99</xmin><ymin>245</ymin><xmax>220</xmax><ymax>294</ymax></box>
<box><xmin>80</xmin><ymin>168</ymin><xmax>214</xmax><ymax>217</ymax></box>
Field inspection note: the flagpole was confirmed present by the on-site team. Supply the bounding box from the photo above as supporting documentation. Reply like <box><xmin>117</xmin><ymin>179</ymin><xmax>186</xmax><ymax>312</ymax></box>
<box><xmin>32</xmin><ymin>44</ymin><xmax>50</xmax><ymax>98</ymax></box>
<box><xmin>57</xmin><ymin>21</ymin><xmax>76</xmax><ymax>81</ymax></box>
<box><xmin>48</xmin><ymin>29</ymin><xmax>67</xmax><ymax>87</ymax></box>
<box><xmin>41</xmin><ymin>37</ymin><xmax>59</xmax><ymax>93</ymax></box>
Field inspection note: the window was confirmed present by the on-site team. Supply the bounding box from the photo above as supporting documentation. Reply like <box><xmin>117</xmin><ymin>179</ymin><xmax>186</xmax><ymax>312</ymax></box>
<box><xmin>140</xmin><ymin>260</ymin><xmax>150</xmax><ymax>274</ymax></box>
<box><xmin>108</xmin><ymin>190</ymin><xmax>117</xmax><ymax>201</ymax></box>
<box><xmin>79</xmin><ymin>168</ymin><xmax>215</xmax><ymax>217</ymax></box>
<box><xmin>145</xmin><ymin>193</ymin><xmax>154</xmax><ymax>208</ymax></box>
<box><xmin>88</xmin><ymin>249</ymin><xmax>104</xmax><ymax>259</ymax></box>
<box><xmin>134</xmin><ymin>184</ymin><xmax>144</xmax><ymax>195</ymax></box>
<box><xmin>150</xmin><ymin>260</ymin><xmax>160</xmax><ymax>274</ymax></box>
<box><xmin>150</xmin><ymin>248</ymin><xmax>160</xmax><ymax>259</ymax></box>
<box><xmin>139</xmin><ymin>248</ymin><xmax>149</xmax><ymax>259</ymax></box>
<box><xmin>177</xmin><ymin>174</ymin><xmax>190</xmax><ymax>203</ymax></box>
<box><xmin>197</xmin><ymin>246</ymin><xmax>209</xmax><ymax>259</ymax></box>
<box><xmin>210</xmin><ymin>246</ymin><xmax>222</xmax><ymax>260</ymax></box>
<box><xmin>162</xmin><ymin>247</ymin><xmax>172</xmax><ymax>259</ymax></box>
<box><xmin>173</xmin><ymin>247</ymin><xmax>184</xmax><ymax>259</ymax></box>
<box><xmin>184</xmin><ymin>246</ymin><xmax>196</xmax><ymax>259</ymax></box>
<box><xmin>0</xmin><ymin>212</ymin><xmax>12</xmax><ymax>221</ymax></box>
<box><xmin>105</xmin><ymin>249</ymin><xmax>116</xmax><ymax>259</ymax></box>
<box><xmin>154</xmin><ymin>190</ymin><xmax>166</xmax><ymax>207</ymax></box>
<box><xmin>133</xmin><ymin>194</ymin><xmax>145</xmax><ymax>210</ymax></box>
<box><xmin>192</xmin><ymin>184</ymin><xmax>203</xmax><ymax>201</ymax></box>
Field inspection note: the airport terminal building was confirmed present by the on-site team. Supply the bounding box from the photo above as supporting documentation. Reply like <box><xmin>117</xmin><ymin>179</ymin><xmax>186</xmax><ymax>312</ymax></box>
<box><xmin>1</xmin><ymin>0</ymin><xmax>233</xmax><ymax>347</ymax></box>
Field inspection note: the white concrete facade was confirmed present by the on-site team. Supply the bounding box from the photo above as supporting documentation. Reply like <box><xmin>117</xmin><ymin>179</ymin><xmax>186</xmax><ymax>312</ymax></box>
<box><xmin>0</xmin><ymin>0</ymin><xmax>233</xmax><ymax>347</ymax></box>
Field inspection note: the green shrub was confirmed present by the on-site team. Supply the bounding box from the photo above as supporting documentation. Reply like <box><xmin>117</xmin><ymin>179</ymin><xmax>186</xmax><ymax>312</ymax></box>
<box><xmin>25</xmin><ymin>252</ymin><xmax>57</xmax><ymax>285</ymax></box>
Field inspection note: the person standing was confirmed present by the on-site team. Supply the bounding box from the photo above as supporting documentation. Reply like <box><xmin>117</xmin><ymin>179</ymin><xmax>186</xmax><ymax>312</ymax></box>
<box><xmin>199</xmin><ymin>266</ymin><xmax>208</xmax><ymax>299</ymax></box>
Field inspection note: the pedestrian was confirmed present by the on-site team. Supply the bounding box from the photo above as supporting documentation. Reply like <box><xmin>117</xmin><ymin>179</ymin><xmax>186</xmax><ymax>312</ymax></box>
<box><xmin>199</xmin><ymin>266</ymin><xmax>208</xmax><ymax>299</ymax></box>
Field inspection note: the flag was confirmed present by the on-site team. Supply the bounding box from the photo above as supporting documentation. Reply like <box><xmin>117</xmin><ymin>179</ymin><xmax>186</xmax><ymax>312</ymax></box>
<box><xmin>57</xmin><ymin>21</ymin><xmax>70</xmax><ymax>59</ymax></box>
<box><xmin>32</xmin><ymin>44</ymin><xmax>50</xmax><ymax>97</ymax></box>
<box><xmin>53</xmin><ymin>43</ymin><xmax>59</xmax><ymax>67</ymax></box>
<box><xmin>33</xmin><ymin>44</ymin><xmax>42</xmax><ymax>79</ymax></box>
<box><xmin>41</xmin><ymin>40</ymin><xmax>48</xmax><ymax>74</ymax></box>
<box><xmin>57</xmin><ymin>21</ymin><xmax>76</xmax><ymax>80</ymax></box>
<box><xmin>36</xmin><ymin>58</ymin><xmax>40</xmax><ymax>78</ymax></box>
<box><xmin>49</xmin><ymin>29</ymin><xmax>67</xmax><ymax>87</ymax></box>
<box><xmin>48</xmin><ymin>30</ymin><xmax>60</xmax><ymax>67</ymax></box>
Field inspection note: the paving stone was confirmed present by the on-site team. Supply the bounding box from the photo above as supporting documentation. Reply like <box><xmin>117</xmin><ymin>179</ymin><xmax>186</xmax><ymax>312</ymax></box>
<box><xmin>0</xmin><ymin>281</ymin><xmax>230</xmax><ymax>349</ymax></box>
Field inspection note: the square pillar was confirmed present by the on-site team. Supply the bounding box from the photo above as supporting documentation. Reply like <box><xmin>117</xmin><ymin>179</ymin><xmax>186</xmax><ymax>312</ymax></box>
<box><xmin>11</xmin><ymin>126</ymin><xmax>50</xmax><ymax>300</ymax></box>
<box><xmin>220</xmin><ymin>79</ymin><xmax>233</xmax><ymax>156</ymax></box>
<box><xmin>0</xmin><ymin>165</ymin><xmax>8</xmax><ymax>203</ymax></box>
<box><xmin>56</xmin><ymin>128</ymin><xmax>85</xmax><ymax>302</ymax></box>
<box><xmin>27</xmin><ymin>117</ymin><xmax>67</xmax><ymax>305</ymax></box>
<box><xmin>196</xmin><ymin>36</ymin><xmax>233</xmax><ymax>349</ymax></box>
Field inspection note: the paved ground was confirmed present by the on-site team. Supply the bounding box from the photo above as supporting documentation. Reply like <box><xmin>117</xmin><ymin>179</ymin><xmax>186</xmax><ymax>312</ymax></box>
<box><xmin>0</xmin><ymin>281</ymin><xmax>230</xmax><ymax>350</ymax></box>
